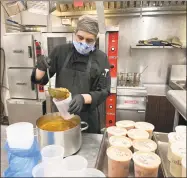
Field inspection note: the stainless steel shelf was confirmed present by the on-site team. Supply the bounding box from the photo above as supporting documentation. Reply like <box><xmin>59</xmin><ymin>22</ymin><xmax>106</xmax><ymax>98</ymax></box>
<box><xmin>130</xmin><ymin>45</ymin><xmax>186</xmax><ymax>49</ymax></box>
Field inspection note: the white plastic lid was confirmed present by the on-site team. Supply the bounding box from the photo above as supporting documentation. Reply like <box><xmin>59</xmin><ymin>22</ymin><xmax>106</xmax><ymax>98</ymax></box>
<box><xmin>182</xmin><ymin>157</ymin><xmax>186</xmax><ymax>169</ymax></box>
<box><xmin>168</xmin><ymin>132</ymin><xmax>186</xmax><ymax>143</ymax></box>
<box><xmin>107</xmin><ymin>126</ymin><xmax>127</xmax><ymax>136</ymax></box>
<box><xmin>127</xmin><ymin>129</ymin><xmax>149</xmax><ymax>140</ymax></box>
<box><xmin>175</xmin><ymin>125</ymin><xmax>186</xmax><ymax>134</ymax></box>
<box><xmin>135</xmin><ymin>122</ymin><xmax>155</xmax><ymax>131</ymax></box>
<box><xmin>133</xmin><ymin>151</ymin><xmax>161</xmax><ymax>168</ymax></box>
<box><xmin>133</xmin><ymin>139</ymin><xmax>157</xmax><ymax>152</ymax></box>
<box><xmin>116</xmin><ymin>120</ymin><xmax>135</xmax><ymax>128</ymax></box>
<box><xmin>171</xmin><ymin>142</ymin><xmax>186</xmax><ymax>158</ymax></box>
<box><xmin>109</xmin><ymin>136</ymin><xmax>132</xmax><ymax>148</ymax></box>
<box><xmin>107</xmin><ymin>146</ymin><xmax>132</xmax><ymax>161</ymax></box>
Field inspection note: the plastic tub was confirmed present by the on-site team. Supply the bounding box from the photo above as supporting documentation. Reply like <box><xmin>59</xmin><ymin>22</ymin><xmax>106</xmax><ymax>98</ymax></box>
<box><xmin>127</xmin><ymin>129</ymin><xmax>149</xmax><ymax>141</ymax></box>
<box><xmin>167</xmin><ymin>132</ymin><xmax>186</xmax><ymax>161</ymax></box>
<box><xmin>6</xmin><ymin>122</ymin><xmax>34</xmax><ymax>149</ymax></box>
<box><xmin>181</xmin><ymin>157</ymin><xmax>186</xmax><ymax>177</ymax></box>
<box><xmin>132</xmin><ymin>139</ymin><xmax>157</xmax><ymax>153</ymax></box>
<box><xmin>170</xmin><ymin>142</ymin><xmax>186</xmax><ymax>177</ymax></box>
<box><xmin>109</xmin><ymin>136</ymin><xmax>132</xmax><ymax>149</ymax></box>
<box><xmin>134</xmin><ymin>122</ymin><xmax>155</xmax><ymax>139</ymax></box>
<box><xmin>32</xmin><ymin>162</ymin><xmax>63</xmax><ymax>177</ymax></box>
<box><xmin>107</xmin><ymin>126</ymin><xmax>127</xmax><ymax>138</ymax></box>
<box><xmin>133</xmin><ymin>151</ymin><xmax>161</xmax><ymax>177</ymax></box>
<box><xmin>83</xmin><ymin>168</ymin><xmax>105</xmax><ymax>177</ymax></box>
<box><xmin>107</xmin><ymin>146</ymin><xmax>132</xmax><ymax>177</ymax></box>
<box><xmin>62</xmin><ymin>155</ymin><xmax>88</xmax><ymax>177</ymax></box>
<box><xmin>41</xmin><ymin>145</ymin><xmax>64</xmax><ymax>162</ymax></box>
<box><xmin>116</xmin><ymin>120</ymin><xmax>135</xmax><ymax>130</ymax></box>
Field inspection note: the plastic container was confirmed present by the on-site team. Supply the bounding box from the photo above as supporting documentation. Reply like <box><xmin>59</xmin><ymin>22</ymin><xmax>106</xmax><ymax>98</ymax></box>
<box><xmin>109</xmin><ymin>136</ymin><xmax>132</xmax><ymax>149</ymax></box>
<box><xmin>167</xmin><ymin>132</ymin><xmax>186</xmax><ymax>161</ymax></box>
<box><xmin>6</xmin><ymin>122</ymin><xmax>34</xmax><ymax>149</ymax></box>
<box><xmin>116</xmin><ymin>120</ymin><xmax>135</xmax><ymax>130</ymax></box>
<box><xmin>53</xmin><ymin>93</ymin><xmax>74</xmax><ymax>120</ymax></box>
<box><xmin>181</xmin><ymin>157</ymin><xmax>186</xmax><ymax>177</ymax></box>
<box><xmin>107</xmin><ymin>146</ymin><xmax>132</xmax><ymax>177</ymax></box>
<box><xmin>133</xmin><ymin>139</ymin><xmax>157</xmax><ymax>153</ymax></box>
<box><xmin>83</xmin><ymin>168</ymin><xmax>105</xmax><ymax>177</ymax></box>
<box><xmin>107</xmin><ymin>126</ymin><xmax>127</xmax><ymax>138</ymax></box>
<box><xmin>134</xmin><ymin>122</ymin><xmax>155</xmax><ymax>139</ymax></box>
<box><xmin>62</xmin><ymin>155</ymin><xmax>88</xmax><ymax>177</ymax></box>
<box><xmin>133</xmin><ymin>151</ymin><xmax>161</xmax><ymax>177</ymax></box>
<box><xmin>41</xmin><ymin>145</ymin><xmax>64</xmax><ymax>162</ymax></box>
<box><xmin>32</xmin><ymin>162</ymin><xmax>63</xmax><ymax>177</ymax></box>
<box><xmin>170</xmin><ymin>142</ymin><xmax>186</xmax><ymax>177</ymax></box>
<box><xmin>127</xmin><ymin>129</ymin><xmax>149</xmax><ymax>141</ymax></box>
<box><xmin>175</xmin><ymin>125</ymin><xmax>186</xmax><ymax>135</ymax></box>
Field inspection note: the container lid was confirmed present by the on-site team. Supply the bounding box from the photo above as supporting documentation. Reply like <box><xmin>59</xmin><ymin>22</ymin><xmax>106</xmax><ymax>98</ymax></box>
<box><xmin>133</xmin><ymin>151</ymin><xmax>161</xmax><ymax>168</ymax></box>
<box><xmin>127</xmin><ymin>129</ymin><xmax>149</xmax><ymax>140</ymax></box>
<box><xmin>182</xmin><ymin>157</ymin><xmax>186</xmax><ymax>169</ymax></box>
<box><xmin>107</xmin><ymin>126</ymin><xmax>127</xmax><ymax>136</ymax></box>
<box><xmin>107</xmin><ymin>146</ymin><xmax>132</xmax><ymax>161</ymax></box>
<box><xmin>133</xmin><ymin>139</ymin><xmax>157</xmax><ymax>152</ymax></box>
<box><xmin>135</xmin><ymin>122</ymin><xmax>155</xmax><ymax>131</ymax></box>
<box><xmin>109</xmin><ymin>136</ymin><xmax>132</xmax><ymax>148</ymax></box>
<box><xmin>175</xmin><ymin>125</ymin><xmax>186</xmax><ymax>134</ymax></box>
<box><xmin>116</xmin><ymin>120</ymin><xmax>135</xmax><ymax>128</ymax></box>
<box><xmin>83</xmin><ymin>168</ymin><xmax>106</xmax><ymax>177</ymax></box>
<box><xmin>171</xmin><ymin>142</ymin><xmax>186</xmax><ymax>158</ymax></box>
<box><xmin>168</xmin><ymin>132</ymin><xmax>186</xmax><ymax>143</ymax></box>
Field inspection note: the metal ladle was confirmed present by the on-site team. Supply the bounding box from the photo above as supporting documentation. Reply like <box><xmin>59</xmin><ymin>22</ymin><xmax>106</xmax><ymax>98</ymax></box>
<box><xmin>46</xmin><ymin>68</ymin><xmax>69</xmax><ymax>100</ymax></box>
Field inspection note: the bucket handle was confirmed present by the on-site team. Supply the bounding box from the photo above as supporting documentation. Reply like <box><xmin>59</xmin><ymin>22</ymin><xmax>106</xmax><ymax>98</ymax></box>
<box><xmin>81</xmin><ymin>121</ymin><xmax>89</xmax><ymax>131</ymax></box>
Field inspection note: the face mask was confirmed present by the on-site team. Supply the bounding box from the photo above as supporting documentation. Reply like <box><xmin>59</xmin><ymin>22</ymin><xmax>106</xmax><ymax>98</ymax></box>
<box><xmin>73</xmin><ymin>41</ymin><xmax>95</xmax><ymax>55</ymax></box>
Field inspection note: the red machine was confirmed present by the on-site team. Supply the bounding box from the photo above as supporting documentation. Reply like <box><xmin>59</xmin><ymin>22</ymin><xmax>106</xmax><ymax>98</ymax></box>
<box><xmin>106</xmin><ymin>31</ymin><xmax>119</xmax><ymax>127</ymax></box>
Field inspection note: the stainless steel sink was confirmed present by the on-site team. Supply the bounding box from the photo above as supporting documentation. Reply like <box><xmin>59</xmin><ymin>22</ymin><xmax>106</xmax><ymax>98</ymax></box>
<box><xmin>169</xmin><ymin>80</ymin><xmax>186</xmax><ymax>90</ymax></box>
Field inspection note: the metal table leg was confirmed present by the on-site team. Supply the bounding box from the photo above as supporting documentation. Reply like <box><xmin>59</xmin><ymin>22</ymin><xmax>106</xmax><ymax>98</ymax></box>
<box><xmin>173</xmin><ymin>109</ymin><xmax>179</xmax><ymax>131</ymax></box>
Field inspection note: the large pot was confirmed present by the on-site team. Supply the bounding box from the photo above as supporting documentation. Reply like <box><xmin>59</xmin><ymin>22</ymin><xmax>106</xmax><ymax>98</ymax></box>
<box><xmin>36</xmin><ymin>112</ymin><xmax>88</xmax><ymax>157</ymax></box>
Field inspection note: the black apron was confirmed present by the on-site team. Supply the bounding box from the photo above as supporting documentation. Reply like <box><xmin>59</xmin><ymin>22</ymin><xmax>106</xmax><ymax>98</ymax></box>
<box><xmin>53</xmin><ymin>50</ymin><xmax>100</xmax><ymax>134</ymax></box>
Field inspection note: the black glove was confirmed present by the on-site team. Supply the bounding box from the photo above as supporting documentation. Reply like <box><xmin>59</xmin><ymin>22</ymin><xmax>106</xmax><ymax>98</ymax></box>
<box><xmin>37</xmin><ymin>55</ymin><xmax>51</xmax><ymax>71</ymax></box>
<box><xmin>68</xmin><ymin>94</ymin><xmax>84</xmax><ymax>114</ymax></box>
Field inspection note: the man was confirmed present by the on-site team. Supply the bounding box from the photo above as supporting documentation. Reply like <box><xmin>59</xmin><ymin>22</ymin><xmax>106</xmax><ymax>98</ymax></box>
<box><xmin>31</xmin><ymin>15</ymin><xmax>111</xmax><ymax>133</ymax></box>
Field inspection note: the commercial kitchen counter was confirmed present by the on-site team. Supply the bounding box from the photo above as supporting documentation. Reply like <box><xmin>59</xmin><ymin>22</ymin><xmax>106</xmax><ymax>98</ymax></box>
<box><xmin>166</xmin><ymin>90</ymin><xmax>186</xmax><ymax>119</ymax></box>
<box><xmin>0</xmin><ymin>125</ymin><xmax>103</xmax><ymax>176</ymax></box>
<box><xmin>166</xmin><ymin>90</ymin><xmax>186</xmax><ymax>130</ymax></box>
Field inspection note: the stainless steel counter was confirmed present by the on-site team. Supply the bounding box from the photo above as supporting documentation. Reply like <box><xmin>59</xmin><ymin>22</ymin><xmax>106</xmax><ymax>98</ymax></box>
<box><xmin>0</xmin><ymin>125</ymin><xmax>103</xmax><ymax>176</ymax></box>
<box><xmin>166</xmin><ymin>90</ymin><xmax>186</xmax><ymax>119</ymax></box>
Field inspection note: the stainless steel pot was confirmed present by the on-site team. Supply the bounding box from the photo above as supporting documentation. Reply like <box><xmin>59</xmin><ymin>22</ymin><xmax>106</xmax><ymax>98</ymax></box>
<box><xmin>36</xmin><ymin>112</ymin><xmax>88</xmax><ymax>157</ymax></box>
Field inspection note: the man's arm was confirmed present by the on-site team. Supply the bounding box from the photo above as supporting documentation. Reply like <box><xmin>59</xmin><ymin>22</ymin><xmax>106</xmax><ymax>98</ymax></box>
<box><xmin>31</xmin><ymin>46</ymin><xmax>59</xmax><ymax>85</ymax></box>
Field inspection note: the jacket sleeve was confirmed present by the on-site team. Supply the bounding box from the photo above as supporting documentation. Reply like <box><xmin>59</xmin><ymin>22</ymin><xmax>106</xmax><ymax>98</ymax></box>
<box><xmin>89</xmin><ymin>56</ymin><xmax>111</xmax><ymax>109</ymax></box>
<box><xmin>31</xmin><ymin>47</ymin><xmax>59</xmax><ymax>85</ymax></box>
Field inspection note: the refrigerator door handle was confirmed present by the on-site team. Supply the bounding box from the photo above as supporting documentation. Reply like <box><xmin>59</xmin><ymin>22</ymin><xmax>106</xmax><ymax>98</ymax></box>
<box><xmin>31</xmin><ymin>81</ymin><xmax>35</xmax><ymax>91</ymax></box>
<box><xmin>28</xmin><ymin>46</ymin><xmax>32</xmax><ymax>58</ymax></box>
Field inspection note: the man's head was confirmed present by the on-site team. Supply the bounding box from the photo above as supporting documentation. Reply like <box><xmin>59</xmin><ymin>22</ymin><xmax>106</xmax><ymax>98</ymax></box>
<box><xmin>73</xmin><ymin>15</ymin><xmax>99</xmax><ymax>55</ymax></box>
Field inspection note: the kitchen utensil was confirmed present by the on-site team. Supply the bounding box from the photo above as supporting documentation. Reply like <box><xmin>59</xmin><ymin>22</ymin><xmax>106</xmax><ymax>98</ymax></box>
<box><xmin>6</xmin><ymin>122</ymin><xmax>34</xmax><ymax>149</ymax></box>
<box><xmin>47</xmin><ymin>67</ymin><xmax>70</xmax><ymax>99</ymax></box>
<box><xmin>36</xmin><ymin>112</ymin><xmax>88</xmax><ymax>157</ymax></box>
<box><xmin>62</xmin><ymin>155</ymin><xmax>88</xmax><ymax>177</ymax></box>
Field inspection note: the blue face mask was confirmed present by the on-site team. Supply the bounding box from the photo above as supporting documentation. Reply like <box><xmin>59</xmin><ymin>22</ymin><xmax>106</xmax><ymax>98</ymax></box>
<box><xmin>73</xmin><ymin>41</ymin><xmax>95</xmax><ymax>55</ymax></box>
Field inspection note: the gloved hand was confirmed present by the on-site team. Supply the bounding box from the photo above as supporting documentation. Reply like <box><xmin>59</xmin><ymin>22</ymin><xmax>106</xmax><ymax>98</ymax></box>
<box><xmin>68</xmin><ymin>94</ymin><xmax>85</xmax><ymax>114</ymax></box>
<box><xmin>37</xmin><ymin>55</ymin><xmax>51</xmax><ymax>71</ymax></box>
